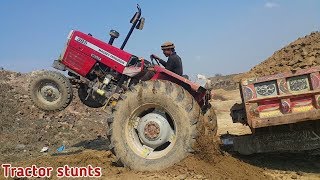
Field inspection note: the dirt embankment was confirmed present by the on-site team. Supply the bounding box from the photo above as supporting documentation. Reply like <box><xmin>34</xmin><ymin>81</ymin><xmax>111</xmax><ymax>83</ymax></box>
<box><xmin>208</xmin><ymin>74</ymin><xmax>241</xmax><ymax>91</ymax></box>
<box><xmin>234</xmin><ymin>31</ymin><xmax>320</xmax><ymax>81</ymax></box>
<box><xmin>0</xmin><ymin>70</ymin><xmax>108</xmax><ymax>163</ymax></box>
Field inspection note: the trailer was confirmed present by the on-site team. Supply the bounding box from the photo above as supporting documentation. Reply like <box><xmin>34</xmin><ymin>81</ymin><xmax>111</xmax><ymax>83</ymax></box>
<box><xmin>228</xmin><ymin>67</ymin><xmax>320</xmax><ymax>154</ymax></box>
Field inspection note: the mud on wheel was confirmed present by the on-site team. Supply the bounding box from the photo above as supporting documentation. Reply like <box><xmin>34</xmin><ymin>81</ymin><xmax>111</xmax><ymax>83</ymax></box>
<box><xmin>29</xmin><ymin>70</ymin><xmax>73</xmax><ymax>111</ymax></box>
<box><xmin>107</xmin><ymin>80</ymin><xmax>217</xmax><ymax>171</ymax></box>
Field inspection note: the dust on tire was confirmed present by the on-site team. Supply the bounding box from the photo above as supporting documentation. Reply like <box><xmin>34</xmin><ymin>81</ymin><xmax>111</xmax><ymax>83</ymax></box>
<box><xmin>107</xmin><ymin>80</ymin><xmax>218</xmax><ymax>171</ymax></box>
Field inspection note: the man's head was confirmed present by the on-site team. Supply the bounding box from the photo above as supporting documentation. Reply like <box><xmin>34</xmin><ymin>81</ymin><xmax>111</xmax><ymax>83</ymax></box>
<box><xmin>161</xmin><ymin>42</ymin><xmax>175</xmax><ymax>57</ymax></box>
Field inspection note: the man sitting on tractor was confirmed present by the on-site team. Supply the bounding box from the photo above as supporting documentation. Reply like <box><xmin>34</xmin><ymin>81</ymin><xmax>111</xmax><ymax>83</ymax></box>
<box><xmin>151</xmin><ymin>42</ymin><xmax>183</xmax><ymax>76</ymax></box>
<box><xmin>134</xmin><ymin>41</ymin><xmax>183</xmax><ymax>83</ymax></box>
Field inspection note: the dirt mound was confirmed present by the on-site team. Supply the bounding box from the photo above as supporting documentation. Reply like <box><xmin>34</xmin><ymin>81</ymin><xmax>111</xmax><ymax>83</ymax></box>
<box><xmin>167</xmin><ymin>154</ymin><xmax>270</xmax><ymax>180</ymax></box>
<box><xmin>173</xmin><ymin>128</ymin><xmax>270</xmax><ymax>180</ymax></box>
<box><xmin>235</xmin><ymin>31</ymin><xmax>320</xmax><ymax>81</ymax></box>
<box><xmin>0</xmin><ymin>70</ymin><xmax>108</xmax><ymax>163</ymax></box>
<box><xmin>208</xmin><ymin>74</ymin><xmax>241</xmax><ymax>91</ymax></box>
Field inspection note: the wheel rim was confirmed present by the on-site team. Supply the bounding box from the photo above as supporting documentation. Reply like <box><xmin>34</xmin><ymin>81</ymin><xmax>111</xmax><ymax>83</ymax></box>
<box><xmin>37</xmin><ymin>81</ymin><xmax>61</xmax><ymax>103</ymax></box>
<box><xmin>125</xmin><ymin>103</ymin><xmax>176</xmax><ymax>160</ymax></box>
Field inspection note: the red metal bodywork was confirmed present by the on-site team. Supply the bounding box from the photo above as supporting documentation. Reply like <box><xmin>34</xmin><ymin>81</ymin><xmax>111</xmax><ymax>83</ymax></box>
<box><xmin>61</xmin><ymin>30</ymin><xmax>133</xmax><ymax>77</ymax></box>
<box><xmin>59</xmin><ymin>30</ymin><xmax>207</xmax><ymax>106</ymax></box>
<box><xmin>240</xmin><ymin>66</ymin><xmax>320</xmax><ymax>128</ymax></box>
<box><xmin>152</xmin><ymin>66</ymin><xmax>206</xmax><ymax>105</ymax></box>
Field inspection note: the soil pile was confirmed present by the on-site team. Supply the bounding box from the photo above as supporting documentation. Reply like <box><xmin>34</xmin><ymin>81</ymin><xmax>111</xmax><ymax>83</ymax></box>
<box><xmin>234</xmin><ymin>31</ymin><xmax>320</xmax><ymax>81</ymax></box>
<box><xmin>208</xmin><ymin>74</ymin><xmax>240</xmax><ymax>91</ymax></box>
<box><xmin>0</xmin><ymin>70</ymin><xmax>108</xmax><ymax>163</ymax></box>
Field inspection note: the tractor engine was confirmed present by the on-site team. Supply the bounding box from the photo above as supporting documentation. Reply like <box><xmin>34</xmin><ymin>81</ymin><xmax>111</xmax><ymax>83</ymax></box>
<box><xmin>50</xmin><ymin>5</ymin><xmax>145</xmax><ymax>107</ymax></box>
<box><xmin>78</xmin><ymin>62</ymin><xmax>120</xmax><ymax>105</ymax></box>
<box><xmin>52</xmin><ymin>30</ymin><xmax>143</xmax><ymax>107</ymax></box>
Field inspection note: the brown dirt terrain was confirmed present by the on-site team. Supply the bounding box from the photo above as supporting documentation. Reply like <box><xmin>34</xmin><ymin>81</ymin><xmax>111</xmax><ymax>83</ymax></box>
<box><xmin>234</xmin><ymin>31</ymin><xmax>320</xmax><ymax>81</ymax></box>
<box><xmin>208</xmin><ymin>74</ymin><xmax>240</xmax><ymax>91</ymax></box>
<box><xmin>0</xmin><ymin>70</ymin><xmax>271</xmax><ymax>179</ymax></box>
<box><xmin>0</xmin><ymin>70</ymin><xmax>108</xmax><ymax>164</ymax></box>
<box><xmin>1</xmin><ymin>69</ymin><xmax>319</xmax><ymax>179</ymax></box>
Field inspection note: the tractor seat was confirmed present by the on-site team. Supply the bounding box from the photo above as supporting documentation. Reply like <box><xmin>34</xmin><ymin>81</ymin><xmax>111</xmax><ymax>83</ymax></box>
<box><xmin>182</xmin><ymin>75</ymin><xmax>189</xmax><ymax>79</ymax></box>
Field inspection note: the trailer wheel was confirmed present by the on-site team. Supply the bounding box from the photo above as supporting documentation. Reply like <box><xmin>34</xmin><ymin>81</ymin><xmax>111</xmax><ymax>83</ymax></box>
<box><xmin>29</xmin><ymin>71</ymin><xmax>73</xmax><ymax>111</ymax></box>
<box><xmin>107</xmin><ymin>80</ymin><xmax>214</xmax><ymax>171</ymax></box>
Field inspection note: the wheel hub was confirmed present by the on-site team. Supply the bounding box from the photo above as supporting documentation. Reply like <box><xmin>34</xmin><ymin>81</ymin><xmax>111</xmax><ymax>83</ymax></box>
<box><xmin>136</xmin><ymin>113</ymin><xmax>174</xmax><ymax>149</ymax></box>
<box><xmin>144</xmin><ymin>121</ymin><xmax>161</xmax><ymax>140</ymax></box>
<box><xmin>45</xmin><ymin>89</ymin><xmax>53</xmax><ymax>97</ymax></box>
<box><xmin>40</xmin><ymin>84</ymin><xmax>60</xmax><ymax>102</ymax></box>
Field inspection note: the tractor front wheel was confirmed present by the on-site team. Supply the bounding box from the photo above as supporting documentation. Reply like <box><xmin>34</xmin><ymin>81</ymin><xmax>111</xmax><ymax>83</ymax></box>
<box><xmin>29</xmin><ymin>70</ymin><xmax>73</xmax><ymax>111</ymax></box>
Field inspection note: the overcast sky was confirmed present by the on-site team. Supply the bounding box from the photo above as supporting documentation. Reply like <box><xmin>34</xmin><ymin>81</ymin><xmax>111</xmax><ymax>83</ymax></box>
<box><xmin>0</xmin><ymin>0</ymin><xmax>319</xmax><ymax>78</ymax></box>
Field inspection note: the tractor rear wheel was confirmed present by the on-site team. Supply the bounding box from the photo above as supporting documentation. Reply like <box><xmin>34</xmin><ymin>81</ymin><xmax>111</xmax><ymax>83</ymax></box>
<box><xmin>107</xmin><ymin>80</ymin><xmax>216</xmax><ymax>171</ymax></box>
<box><xmin>29</xmin><ymin>70</ymin><xmax>73</xmax><ymax>111</ymax></box>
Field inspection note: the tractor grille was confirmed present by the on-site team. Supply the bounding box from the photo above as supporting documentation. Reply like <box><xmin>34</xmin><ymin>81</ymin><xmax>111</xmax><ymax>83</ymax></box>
<box><xmin>64</xmin><ymin>48</ymin><xmax>87</xmax><ymax>71</ymax></box>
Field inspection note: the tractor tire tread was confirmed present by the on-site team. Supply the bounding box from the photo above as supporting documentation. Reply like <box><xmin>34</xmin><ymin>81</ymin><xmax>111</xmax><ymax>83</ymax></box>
<box><xmin>107</xmin><ymin>80</ymin><xmax>217</xmax><ymax>171</ymax></box>
<box><xmin>28</xmin><ymin>70</ymin><xmax>73</xmax><ymax>111</ymax></box>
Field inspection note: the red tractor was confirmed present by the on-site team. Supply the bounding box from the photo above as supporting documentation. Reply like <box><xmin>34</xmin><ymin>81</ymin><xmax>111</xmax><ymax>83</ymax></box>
<box><xmin>29</xmin><ymin>5</ymin><xmax>217</xmax><ymax>171</ymax></box>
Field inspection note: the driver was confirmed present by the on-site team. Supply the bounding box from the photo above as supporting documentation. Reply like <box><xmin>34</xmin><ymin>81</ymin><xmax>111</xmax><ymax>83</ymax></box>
<box><xmin>151</xmin><ymin>42</ymin><xmax>183</xmax><ymax>76</ymax></box>
<box><xmin>130</xmin><ymin>42</ymin><xmax>183</xmax><ymax>85</ymax></box>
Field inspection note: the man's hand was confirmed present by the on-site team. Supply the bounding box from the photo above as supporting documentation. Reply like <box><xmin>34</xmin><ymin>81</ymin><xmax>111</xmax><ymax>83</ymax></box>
<box><xmin>151</xmin><ymin>54</ymin><xmax>160</xmax><ymax>60</ymax></box>
<box><xmin>147</xmin><ymin>67</ymin><xmax>155</xmax><ymax>71</ymax></box>
<box><xmin>139</xmin><ymin>57</ymin><xmax>145</xmax><ymax>61</ymax></box>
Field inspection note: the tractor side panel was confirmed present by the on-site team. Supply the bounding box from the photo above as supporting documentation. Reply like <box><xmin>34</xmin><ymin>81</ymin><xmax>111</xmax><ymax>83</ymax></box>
<box><xmin>61</xmin><ymin>30</ymin><xmax>133</xmax><ymax>76</ymax></box>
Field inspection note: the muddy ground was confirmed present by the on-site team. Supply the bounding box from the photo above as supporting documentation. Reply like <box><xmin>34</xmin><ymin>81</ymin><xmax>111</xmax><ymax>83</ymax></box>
<box><xmin>0</xmin><ymin>70</ymin><xmax>320</xmax><ymax>180</ymax></box>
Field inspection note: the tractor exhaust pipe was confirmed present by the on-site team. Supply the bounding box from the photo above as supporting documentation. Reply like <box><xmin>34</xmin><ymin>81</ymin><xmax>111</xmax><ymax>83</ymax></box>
<box><xmin>120</xmin><ymin>4</ymin><xmax>144</xmax><ymax>50</ymax></box>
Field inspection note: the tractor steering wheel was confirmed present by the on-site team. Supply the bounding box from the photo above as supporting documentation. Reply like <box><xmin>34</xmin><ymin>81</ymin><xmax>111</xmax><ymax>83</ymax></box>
<box><xmin>150</xmin><ymin>55</ymin><xmax>161</xmax><ymax>66</ymax></box>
